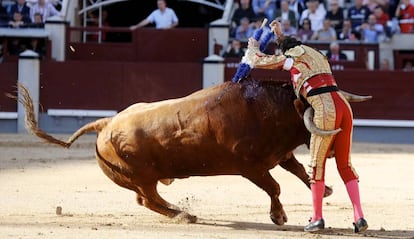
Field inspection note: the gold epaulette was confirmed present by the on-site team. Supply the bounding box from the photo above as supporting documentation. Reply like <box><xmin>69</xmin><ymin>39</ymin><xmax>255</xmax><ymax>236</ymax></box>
<box><xmin>284</xmin><ymin>46</ymin><xmax>305</xmax><ymax>58</ymax></box>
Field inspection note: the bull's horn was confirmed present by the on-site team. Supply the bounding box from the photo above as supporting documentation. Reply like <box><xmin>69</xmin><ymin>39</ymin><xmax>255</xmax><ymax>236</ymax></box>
<box><xmin>340</xmin><ymin>90</ymin><xmax>372</xmax><ymax>102</ymax></box>
<box><xmin>303</xmin><ymin>107</ymin><xmax>342</xmax><ymax>136</ymax></box>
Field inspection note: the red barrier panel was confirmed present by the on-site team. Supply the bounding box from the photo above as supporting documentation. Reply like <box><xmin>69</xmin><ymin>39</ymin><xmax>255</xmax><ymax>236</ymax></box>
<box><xmin>0</xmin><ymin>62</ymin><xmax>18</xmax><ymax>112</ymax></box>
<box><xmin>66</xmin><ymin>27</ymin><xmax>208</xmax><ymax>62</ymax></box>
<box><xmin>0</xmin><ymin>60</ymin><xmax>412</xmax><ymax>120</ymax></box>
<box><xmin>38</xmin><ymin>61</ymin><xmax>202</xmax><ymax>111</ymax></box>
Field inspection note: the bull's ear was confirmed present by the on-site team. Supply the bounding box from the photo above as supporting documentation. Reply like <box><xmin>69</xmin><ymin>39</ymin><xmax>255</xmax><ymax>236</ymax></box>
<box><xmin>293</xmin><ymin>98</ymin><xmax>305</xmax><ymax>118</ymax></box>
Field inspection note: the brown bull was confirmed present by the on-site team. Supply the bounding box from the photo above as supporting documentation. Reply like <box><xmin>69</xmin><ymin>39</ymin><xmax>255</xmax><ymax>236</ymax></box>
<box><xmin>16</xmin><ymin>79</ymin><xmax>333</xmax><ymax>225</ymax></box>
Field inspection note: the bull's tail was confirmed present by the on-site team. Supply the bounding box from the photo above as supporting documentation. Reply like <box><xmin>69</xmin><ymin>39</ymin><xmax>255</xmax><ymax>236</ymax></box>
<box><xmin>10</xmin><ymin>83</ymin><xmax>111</xmax><ymax>148</ymax></box>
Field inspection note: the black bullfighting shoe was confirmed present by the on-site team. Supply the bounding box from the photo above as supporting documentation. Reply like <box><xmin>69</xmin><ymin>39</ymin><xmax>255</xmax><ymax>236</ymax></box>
<box><xmin>353</xmin><ymin>218</ymin><xmax>368</xmax><ymax>233</ymax></box>
<box><xmin>304</xmin><ymin>218</ymin><xmax>325</xmax><ymax>232</ymax></box>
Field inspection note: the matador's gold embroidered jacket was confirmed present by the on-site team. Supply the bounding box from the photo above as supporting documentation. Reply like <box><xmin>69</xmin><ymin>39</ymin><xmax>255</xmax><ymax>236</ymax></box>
<box><xmin>245</xmin><ymin>44</ymin><xmax>333</xmax><ymax>97</ymax></box>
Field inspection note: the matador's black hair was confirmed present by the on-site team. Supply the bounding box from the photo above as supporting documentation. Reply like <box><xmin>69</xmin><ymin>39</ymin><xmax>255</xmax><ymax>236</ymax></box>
<box><xmin>278</xmin><ymin>36</ymin><xmax>302</xmax><ymax>53</ymax></box>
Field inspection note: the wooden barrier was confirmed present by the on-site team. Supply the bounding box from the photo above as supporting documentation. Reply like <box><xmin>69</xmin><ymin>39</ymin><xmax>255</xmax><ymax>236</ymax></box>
<box><xmin>66</xmin><ymin>27</ymin><xmax>208</xmax><ymax>62</ymax></box>
<box><xmin>393</xmin><ymin>50</ymin><xmax>414</xmax><ymax>70</ymax></box>
<box><xmin>0</xmin><ymin>62</ymin><xmax>18</xmax><ymax>112</ymax></box>
<box><xmin>37</xmin><ymin>61</ymin><xmax>202</xmax><ymax>111</ymax></box>
<box><xmin>0</xmin><ymin>59</ymin><xmax>412</xmax><ymax>120</ymax></box>
<box><xmin>0</xmin><ymin>28</ymin><xmax>52</xmax><ymax>62</ymax></box>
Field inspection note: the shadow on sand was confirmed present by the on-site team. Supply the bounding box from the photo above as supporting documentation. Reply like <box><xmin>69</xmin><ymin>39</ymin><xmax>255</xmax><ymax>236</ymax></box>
<box><xmin>198</xmin><ymin>219</ymin><xmax>414</xmax><ymax>239</ymax></box>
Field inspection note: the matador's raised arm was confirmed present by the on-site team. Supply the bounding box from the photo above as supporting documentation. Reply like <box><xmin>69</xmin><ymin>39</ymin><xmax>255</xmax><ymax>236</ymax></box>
<box><xmin>244</xmin><ymin>37</ymin><xmax>287</xmax><ymax>70</ymax></box>
<box><xmin>243</xmin><ymin>20</ymin><xmax>288</xmax><ymax>71</ymax></box>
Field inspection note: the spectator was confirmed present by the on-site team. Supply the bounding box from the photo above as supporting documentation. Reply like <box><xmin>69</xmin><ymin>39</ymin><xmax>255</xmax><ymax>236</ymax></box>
<box><xmin>235</xmin><ymin>17</ymin><xmax>254</xmax><ymax>42</ymax></box>
<box><xmin>28</xmin><ymin>12</ymin><xmax>44</xmax><ymax>28</ymax></box>
<box><xmin>28</xmin><ymin>38</ymin><xmax>45</xmax><ymax>58</ymax></box>
<box><xmin>30</xmin><ymin>0</ymin><xmax>61</xmax><ymax>23</ymax></box>
<box><xmin>374</xmin><ymin>5</ymin><xmax>390</xmax><ymax>26</ymax></box>
<box><xmin>130</xmin><ymin>0</ymin><xmax>178</xmax><ymax>29</ymax></box>
<box><xmin>251</xmin><ymin>0</ymin><xmax>277</xmax><ymax>20</ymax></box>
<box><xmin>349</xmin><ymin>30</ymin><xmax>362</xmax><ymax>40</ymax></box>
<box><xmin>312</xmin><ymin>18</ymin><xmax>337</xmax><ymax>40</ymax></box>
<box><xmin>0</xmin><ymin>0</ymin><xmax>8</xmax><ymax>26</ymax></box>
<box><xmin>380</xmin><ymin>58</ymin><xmax>391</xmax><ymax>70</ymax></box>
<box><xmin>403</xmin><ymin>61</ymin><xmax>414</xmax><ymax>71</ymax></box>
<box><xmin>232</xmin><ymin>0</ymin><xmax>256</xmax><ymax>27</ymax></box>
<box><xmin>288</xmin><ymin>0</ymin><xmax>306</xmax><ymax>21</ymax></box>
<box><xmin>8</xmin><ymin>38</ymin><xmax>25</xmax><ymax>55</ymax></box>
<box><xmin>374</xmin><ymin>6</ymin><xmax>393</xmax><ymax>38</ymax></box>
<box><xmin>338</xmin><ymin>18</ymin><xmax>353</xmax><ymax>40</ymax></box>
<box><xmin>8</xmin><ymin>0</ymin><xmax>31</xmax><ymax>24</ymax></box>
<box><xmin>395</xmin><ymin>0</ymin><xmax>414</xmax><ymax>33</ymax></box>
<box><xmin>222</xmin><ymin>39</ymin><xmax>245</xmax><ymax>58</ymax></box>
<box><xmin>8</xmin><ymin>12</ymin><xmax>25</xmax><ymax>28</ymax></box>
<box><xmin>363</xmin><ymin>0</ymin><xmax>388</xmax><ymax>12</ymax></box>
<box><xmin>326</xmin><ymin>0</ymin><xmax>344</xmax><ymax>32</ymax></box>
<box><xmin>348</xmin><ymin>0</ymin><xmax>371</xmax><ymax>29</ymax></box>
<box><xmin>300</xmin><ymin>0</ymin><xmax>326</xmax><ymax>31</ymax></box>
<box><xmin>281</xmin><ymin>19</ymin><xmax>298</xmax><ymax>36</ymax></box>
<box><xmin>274</xmin><ymin>0</ymin><xmax>298</xmax><ymax>27</ymax></box>
<box><xmin>296</xmin><ymin>17</ymin><xmax>314</xmax><ymax>41</ymax></box>
<box><xmin>326</xmin><ymin>41</ymin><xmax>348</xmax><ymax>61</ymax></box>
<box><xmin>387</xmin><ymin>0</ymin><xmax>398</xmax><ymax>18</ymax></box>
<box><xmin>358</xmin><ymin>14</ymin><xmax>384</xmax><ymax>42</ymax></box>
<box><xmin>231</xmin><ymin>0</ymin><xmax>256</xmax><ymax>37</ymax></box>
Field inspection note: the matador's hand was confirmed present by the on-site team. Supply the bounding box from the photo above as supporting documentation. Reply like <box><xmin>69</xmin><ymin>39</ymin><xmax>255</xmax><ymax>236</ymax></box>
<box><xmin>248</xmin><ymin>37</ymin><xmax>260</xmax><ymax>49</ymax></box>
<box><xmin>269</xmin><ymin>20</ymin><xmax>283</xmax><ymax>38</ymax></box>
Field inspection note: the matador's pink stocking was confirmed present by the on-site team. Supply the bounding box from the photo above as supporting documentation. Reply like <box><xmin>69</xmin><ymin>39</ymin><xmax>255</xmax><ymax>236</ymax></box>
<box><xmin>345</xmin><ymin>179</ymin><xmax>364</xmax><ymax>222</ymax></box>
<box><xmin>311</xmin><ymin>181</ymin><xmax>325</xmax><ymax>221</ymax></box>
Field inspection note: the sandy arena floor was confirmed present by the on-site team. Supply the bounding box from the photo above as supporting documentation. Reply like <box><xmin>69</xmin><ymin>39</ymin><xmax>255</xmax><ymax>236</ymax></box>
<box><xmin>1</xmin><ymin>133</ymin><xmax>413</xmax><ymax>239</ymax></box>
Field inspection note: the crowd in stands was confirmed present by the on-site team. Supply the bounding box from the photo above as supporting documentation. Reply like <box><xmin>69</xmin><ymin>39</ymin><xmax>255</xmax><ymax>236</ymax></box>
<box><xmin>0</xmin><ymin>0</ymin><xmax>61</xmax><ymax>27</ymax></box>
<box><xmin>0</xmin><ymin>0</ymin><xmax>61</xmax><ymax>58</ymax></box>
<box><xmin>229</xmin><ymin>0</ymin><xmax>414</xmax><ymax>46</ymax></box>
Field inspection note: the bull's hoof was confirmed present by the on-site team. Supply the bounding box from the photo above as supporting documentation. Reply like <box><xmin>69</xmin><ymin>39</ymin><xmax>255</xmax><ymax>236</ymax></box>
<box><xmin>324</xmin><ymin>185</ymin><xmax>333</xmax><ymax>197</ymax></box>
<box><xmin>174</xmin><ymin>212</ymin><xmax>197</xmax><ymax>223</ymax></box>
<box><xmin>270</xmin><ymin>211</ymin><xmax>288</xmax><ymax>225</ymax></box>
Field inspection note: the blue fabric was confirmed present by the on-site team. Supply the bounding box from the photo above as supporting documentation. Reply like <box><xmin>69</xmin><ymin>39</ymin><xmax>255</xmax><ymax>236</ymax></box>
<box><xmin>260</xmin><ymin>31</ymin><xmax>274</xmax><ymax>52</ymax></box>
<box><xmin>232</xmin><ymin>26</ymin><xmax>273</xmax><ymax>83</ymax></box>
<box><xmin>232</xmin><ymin>63</ymin><xmax>251</xmax><ymax>83</ymax></box>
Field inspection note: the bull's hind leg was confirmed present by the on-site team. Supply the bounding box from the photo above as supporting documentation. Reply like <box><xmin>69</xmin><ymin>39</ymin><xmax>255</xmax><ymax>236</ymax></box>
<box><xmin>242</xmin><ymin>170</ymin><xmax>287</xmax><ymax>225</ymax></box>
<box><xmin>137</xmin><ymin>183</ymin><xmax>197</xmax><ymax>223</ymax></box>
<box><xmin>279</xmin><ymin>153</ymin><xmax>333</xmax><ymax>197</ymax></box>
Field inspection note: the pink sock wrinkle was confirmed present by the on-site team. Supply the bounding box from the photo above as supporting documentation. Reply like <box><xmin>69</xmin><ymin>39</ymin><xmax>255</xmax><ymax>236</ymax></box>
<box><xmin>345</xmin><ymin>179</ymin><xmax>364</xmax><ymax>221</ymax></box>
<box><xmin>311</xmin><ymin>181</ymin><xmax>325</xmax><ymax>221</ymax></box>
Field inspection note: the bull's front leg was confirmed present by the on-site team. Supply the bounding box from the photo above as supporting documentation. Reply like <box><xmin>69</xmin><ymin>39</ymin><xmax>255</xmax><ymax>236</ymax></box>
<box><xmin>242</xmin><ymin>170</ymin><xmax>287</xmax><ymax>225</ymax></box>
<box><xmin>279</xmin><ymin>153</ymin><xmax>333</xmax><ymax>197</ymax></box>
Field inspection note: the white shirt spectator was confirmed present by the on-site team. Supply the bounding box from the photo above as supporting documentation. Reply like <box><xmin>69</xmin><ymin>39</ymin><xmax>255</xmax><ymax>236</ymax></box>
<box><xmin>30</xmin><ymin>0</ymin><xmax>61</xmax><ymax>23</ymax></box>
<box><xmin>300</xmin><ymin>1</ymin><xmax>326</xmax><ymax>31</ymax></box>
<box><xmin>147</xmin><ymin>7</ymin><xmax>178</xmax><ymax>29</ymax></box>
<box><xmin>130</xmin><ymin>0</ymin><xmax>179</xmax><ymax>30</ymax></box>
